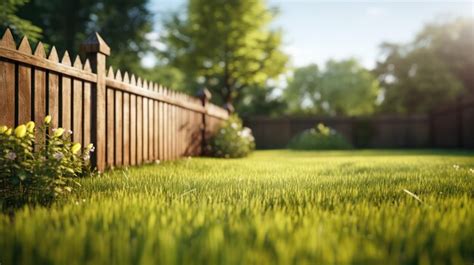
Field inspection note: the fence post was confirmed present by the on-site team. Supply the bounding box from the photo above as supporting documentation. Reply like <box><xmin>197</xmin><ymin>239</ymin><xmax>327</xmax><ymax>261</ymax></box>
<box><xmin>197</xmin><ymin>88</ymin><xmax>211</xmax><ymax>155</ymax></box>
<box><xmin>223</xmin><ymin>102</ymin><xmax>234</xmax><ymax>114</ymax></box>
<box><xmin>80</xmin><ymin>33</ymin><xmax>110</xmax><ymax>171</ymax></box>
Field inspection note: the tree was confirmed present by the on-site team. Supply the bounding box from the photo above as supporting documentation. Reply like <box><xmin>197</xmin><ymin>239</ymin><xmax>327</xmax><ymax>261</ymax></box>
<box><xmin>160</xmin><ymin>0</ymin><xmax>288</xmax><ymax>106</ymax></box>
<box><xmin>414</xmin><ymin>18</ymin><xmax>474</xmax><ymax>94</ymax></box>
<box><xmin>17</xmin><ymin>0</ymin><xmax>153</xmax><ymax>74</ymax></box>
<box><xmin>376</xmin><ymin>44</ymin><xmax>463</xmax><ymax>114</ymax></box>
<box><xmin>235</xmin><ymin>85</ymin><xmax>287</xmax><ymax>117</ymax></box>
<box><xmin>141</xmin><ymin>65</ymin><xmax>186</xmax><ymax>92</ymax></box>
<box><xmin>0</xmin><ymin>0</ymin><xmax>42</xmax><ymax>42</ymax></box>
<box><xmin>283</xmin><ymin>64</ymin><xmax>320</xmax><ymax>114</ymax></box>
<box><xmin>375</xmin><ymin>17</ymin><xmax>471</xmax><ymax>114</ymax></box>
<box><xmin>284</xmin><ymin>59</ymin><xmax>380</xmax><ymax>116</ymax></box>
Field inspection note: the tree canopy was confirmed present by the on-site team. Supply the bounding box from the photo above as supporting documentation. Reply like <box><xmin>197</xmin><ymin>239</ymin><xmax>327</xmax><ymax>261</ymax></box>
<box><xmin>17</xmin><ymin>0</ymin><xmax>154</xmax><ymax>74</ymax></box>
<box><xmin>160</xmin><ymin>0</ymin><xmax>288</xmax><ymax>105</ymax></box>
<box><xmin>284</xmin><ymin>59</ymin><xmax>380</xmax><ymax>116</ymax></box>
<box><xmin>0</xmin><ymin>0</ymin><xmax>42</xmax><ymax>42</ymax></box>
<box><xmin>375</xmin><ymin>18</ymin><xmax>472</xmax><ymax>114</ymax></box>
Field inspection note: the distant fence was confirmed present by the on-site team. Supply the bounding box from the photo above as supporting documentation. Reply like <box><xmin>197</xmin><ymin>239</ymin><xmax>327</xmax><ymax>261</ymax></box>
<box><xmin>0</xmin><ymin>29</ymin><xmax>228</xmax><ymax>170</ymax></box>
<box><xmin>245</xmin><ymin>96</ymin><xmax>474</xmax><ymax>149</ymax></box>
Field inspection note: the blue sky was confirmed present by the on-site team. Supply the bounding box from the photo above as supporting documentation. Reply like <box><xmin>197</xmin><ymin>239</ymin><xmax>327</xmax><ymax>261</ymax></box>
<box><xmin>148</xmin><ymin>0</ymin><xmax>473</xmax><ymax>69</ymax></box>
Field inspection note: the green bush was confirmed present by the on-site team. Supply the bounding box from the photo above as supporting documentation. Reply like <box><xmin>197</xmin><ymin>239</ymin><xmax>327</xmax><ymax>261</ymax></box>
<box><xmin>208</xmin><ymin>115</ymin><xmax>255</xmax><ymax>158</ymax></box>
<box><xmin>0</xmin><ymin>116</ymin><xmax>94</xmax><ymax>211</ymax></box>
<box><xmin>288</xmin><ymin>123</ymin><xmax>353</xmax><ymax>150</ymax></box>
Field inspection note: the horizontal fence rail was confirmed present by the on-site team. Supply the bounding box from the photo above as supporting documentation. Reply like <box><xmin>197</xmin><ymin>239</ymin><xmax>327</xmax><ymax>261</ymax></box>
<box><xmin>0</xmin><ymin>29</ymin><xmax>229</xmax><ymax>170</ymax></box>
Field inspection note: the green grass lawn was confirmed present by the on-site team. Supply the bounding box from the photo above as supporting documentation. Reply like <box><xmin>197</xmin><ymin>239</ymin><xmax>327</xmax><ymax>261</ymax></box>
<box><xmin>1</xmin><ymin>150</ymin><xmax>473</xmax><ymax>265</ymax></box>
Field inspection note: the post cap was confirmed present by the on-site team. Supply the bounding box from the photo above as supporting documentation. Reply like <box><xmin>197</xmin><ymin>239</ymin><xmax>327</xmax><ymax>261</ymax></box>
<box><xmin>197</xmin><ymin>87</ymin><xmax>212</xmax><ymax>101</ymax></box>
<box><xmin>223</xmin><ymin>102</ymin><xmax>234</xmax><ymax>114</ymax></box>
<box><xmin>80</xmin><ymin>32</ymin><xmax>110</xmax><ymax>56</ymax></box>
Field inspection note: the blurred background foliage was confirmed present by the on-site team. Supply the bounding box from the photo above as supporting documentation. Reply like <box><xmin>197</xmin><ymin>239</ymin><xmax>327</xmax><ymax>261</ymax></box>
<box><xmin>284</xmin><ymin>59</ymin><xmax>380</xmax><ymax>116</ymax></box>
<box><xmin>159</xmin><ymin>0</ymin><xmax>288</xmax><ymax>105</ymax></box>
<box><xmin>375</xmin><ymin>18</ymin><xmax>473</xmax><ymax>114</ymax></box>
<box><xmin>1</xmin><ymin>0</ymin><xmax>473</xmax><ymax>117</ymax></box>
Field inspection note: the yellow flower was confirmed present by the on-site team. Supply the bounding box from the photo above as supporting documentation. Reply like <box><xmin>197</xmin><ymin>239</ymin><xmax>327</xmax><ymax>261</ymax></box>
<box><xmin>87</xmin><ymin>143</ymin><xmax>94</xmax><ymax>150</ymax></box>
<box><xmin>71</xmin><ymin>143</ymin><xmax>81</xmax><ymax>154</ymax></box>
<box><xmin>0</xmin><ymin>125</ymin><xmax>7</xmax><ymax>134</ymax></box>
<box><xmin>53</xmin><ymin>128</ymin><xmax>64</xmax><ymax>137</ymax></box>
<box><xmin>44</xmin><ymin>115</ymin><xmax>52</xmax><ymax>124</ymax></box>
<box><xmin>14</xmin><ymin>125</ymin><xmax>27</xmax><ymax>138</ymax></box>
<box><xmin>5</xmin><ymin>128</ymin><xmax>12</xmax><ymax>136</ymax></box>
<box><xmin>26</xmin><ymin>121</ymin><xmax>35</xmax><ymax>133</ymax></box>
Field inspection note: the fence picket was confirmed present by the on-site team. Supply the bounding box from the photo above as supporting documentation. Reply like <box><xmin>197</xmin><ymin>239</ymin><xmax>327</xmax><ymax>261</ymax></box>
<box><xmin>0</xmin><ymin>30</ymin><xmax>229</xmax><ymax>170</ymax></box>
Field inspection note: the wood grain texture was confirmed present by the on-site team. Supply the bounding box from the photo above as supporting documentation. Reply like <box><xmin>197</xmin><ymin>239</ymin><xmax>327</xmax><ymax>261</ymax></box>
<box><xmin>123</xmin><ymin>93</ymin><xmax>130</xmax><ymax>166</ymax></box>
<box><xmin>105</xmin><ymin>78</ymin><xmax>207</xmax><ymax>115</ymax></box>
<box><xmin>154</xmin><ymin>100</ymin><xmax>159</xmax><ymax>160</ymax></box>
<box><xmin>143</xmin><ymin>97</ymin><xmax>148</xmax><ymax>162</ymax></box>
<box><xmin>83</xmin><ymin>82</ymin><xmax>91</xmax><ymax>146</ymax></box>
<box><xmin>149</xmin><ymin>99</ymin><xmax>154</xmax><ymax>160</ymax></box>
<box><xmin>0</xmin><ymin>48</ymin><xmax>97</xmax><ymax>82</ymax></box>
<box><xmin>115</xmin><ymin>90</ymin><xmax>123</xmax><ymax>166</ymax></box>
<box><xmin>73</xmin><ymin>79</ymin><xmax>83</xmax><ymax>146</ymax></box>
<box><xmin>34</xmin><ymin>67</ymin><xmax>46</xmax><ymax>131</ymax></box>
<box><xmin>61</xmin><ymin>76</ymin><xmax>71</xmax><ymax>130</ymax></box>
<box><xmin>48</xmin><ymin>72</ymin><xmax>59</xmax><ymax>129</ymax></box>
<box><xmin>0</xmin><ymin>60</ymin><xmax>15</xmax><ymax>126</ymax></box>
<box><xmin>163</xmin><ymin>100</ymin><xmax>168</xmax><ymax>160</ymax></box>
<box><xmin>159</xmin><ymin>101</ymin><xmax>164</xmax><ymax>160</ymax></box>
<box><xmin>130</xmin><ymin>94</ymin><xmax>137</xmax><ymax>165</ymax></box>
<box><xmin>137</xmin><ymin>96</ymin><xmax>143</xmax><ymax>164</ymax></box>
<box><xmin>18</xmin><ymin>65</ymin><xmax>31</xmax><ymax>124</ymax></box>
<box><xmin>106</xmin><ymin>88</ymin><xmax>114</xmax><ymax>167</ymax></box>
<box><xmin>1</xmin><ymin>32</ymin><xmax>230</xmax><ymax>170</ymax></box>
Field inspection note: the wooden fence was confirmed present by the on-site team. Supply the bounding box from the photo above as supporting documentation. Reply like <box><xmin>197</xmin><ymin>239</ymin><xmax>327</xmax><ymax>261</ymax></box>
<box><xmin>245</xmin><ymin>96</ymin><xmax>474</xmax><ymax>149</ymax></box>
<box><xmin>0</xmin><ymin>29</ymin><xmax>229</xmax><ymax>170</ymax></box>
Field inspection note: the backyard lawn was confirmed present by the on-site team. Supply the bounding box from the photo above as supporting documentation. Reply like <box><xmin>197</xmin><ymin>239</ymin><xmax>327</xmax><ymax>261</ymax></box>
<box><xmin>1</xmin><ymin>150</ymin><xmax>473</xmax><ymax>265</ymax></box>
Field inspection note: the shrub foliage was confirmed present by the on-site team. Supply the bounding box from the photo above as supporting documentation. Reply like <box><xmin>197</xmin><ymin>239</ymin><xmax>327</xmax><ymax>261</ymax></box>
<box><xmin>208</xmin><ymin>115</ymin><xmax>255</xmax><ymax>158</ymax></box>
<box><xmin>288</xmin><ymin>123</ymin><xmax>352</xmax><ymax>150</ymax></box>
<box><xmin>0</xmin><ymin>117</ymin><xmax>94</xmax><ymax>211</ymax></box>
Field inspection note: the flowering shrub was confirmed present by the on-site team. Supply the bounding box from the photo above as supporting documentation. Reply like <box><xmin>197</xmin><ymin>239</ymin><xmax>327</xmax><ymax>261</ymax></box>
<box><xmin>208</xmin><ymin>115</ymin><xmax>255</xmax><ymax>158</ymax></box>
<box><xmin>288</xmin><ymin>123</ymin><xmax>353</xmax><ymax>150</ymax></box>
<box><xmin>0</xmin><ymin>116</ymin><xmax>94</xmax><ymax>211</ymax></box>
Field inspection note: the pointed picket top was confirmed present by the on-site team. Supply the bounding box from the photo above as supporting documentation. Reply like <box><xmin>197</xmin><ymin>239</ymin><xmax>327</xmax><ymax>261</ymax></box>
<box><xmin>33</xmin><ymin>42</ymin><xmax>46</xmax><ymax>58</ymax></box>
<box><xmin>61</xmin><ymin>51</ymin><xmax>72</xmax><ymax>66</ymax></box>
<box><xmin>73</xmin><ymin>55</ymin><xmax>83</xmax><ymax>69</ymax></box>
<box><xmin>144</xmin><ymin>80</ymin><xmax>149</xmax><ymax>90</ymax></box>
<box><xmin>1</xmin><ymin>28</ymin><xmax>16</xmax><ymax>49</ymax></box>
<box><xmin>137</xmin><ymin>77</ymin><xmax>142</xmax><ymax>88</ymax></box>
<box><xmin>115</xmin><ymin>69</ymin><xmax>122</xmax><ymax>82</ymax></box>
<box><xmin>83</xmin><ymin>59</ymin><xmax>92</xmax><ymax>72</ymax></box>
<box><xmin>18</xmin><ymin>36</ymin><xmax>32</xmax><ymax>54</ymax></box>
<box><xmin>154</xmin><ymin>83</ymin><xmax>159</xmax><ymax>92</ymax></box>
<box><xmin>48</xmin><ymin>46</ymin><xmax>59</xmax><ymax>62</ymax></box>
<box><xmin>123</xmin><ymin>72</ymin><xmax>130</xmax><ymax>84</ymax></box>
<box><xmin>80</xmin><ymin>32</ymin><xmax>110</xmax><ymax>56</ymax></box>
<box><xmin>107</xmin><ymin>66</ymin><xmax>114</xmax><ymax>79</ymax></box>
<box><xmin>197</xmin><ymin>88</ymin><xmax>212</xmax><ymax>101</ymax></box>
<box><xmin>130</xmin><ymin>74</ymin><xmax>136</xmax><ymax>86</ymax></box>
